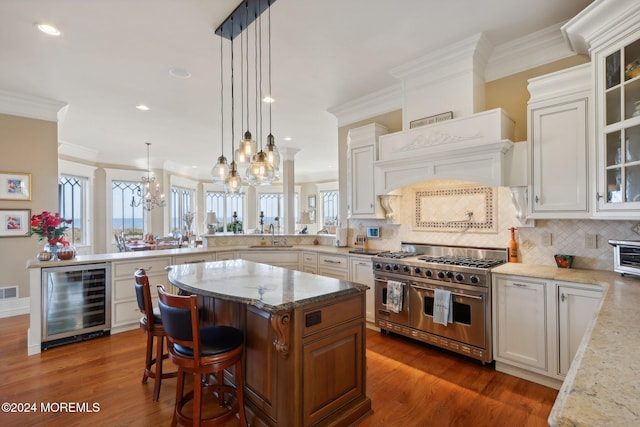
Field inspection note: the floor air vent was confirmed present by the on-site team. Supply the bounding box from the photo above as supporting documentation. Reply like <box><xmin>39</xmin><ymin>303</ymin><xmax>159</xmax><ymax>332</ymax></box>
<box><xmin>0</xmin><ymin>286</ymin><xmax>18</xmax><ymax>299</ymax></box>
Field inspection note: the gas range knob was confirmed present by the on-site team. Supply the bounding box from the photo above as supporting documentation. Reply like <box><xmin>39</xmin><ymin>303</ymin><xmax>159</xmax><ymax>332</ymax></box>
<box><xmin>414</xmin><ymin>267</ymin><xmax>422</xmax><ymax>274</ymax></box>
<box><xmin>403</xmin><ymin>265</ymin><xmax>410</xmax><ymax>273</ymax></box>
<box><xmin>374</xmin><ymin>263</ymin><xmax>382</xmax><ymax>270</ymax></box>
<box><xmin>424</xmin><ymin>269</ymin><xmax>432</xmax><ymax>277</ymax></box>
<box><xmin>455</xmin><ymin>273</ymin><xmax>464</xmax><ymax>281</ymax></box>
<box><xmin>446</xmin><ymin>271</ymin><xmax>454</xmax><ymax>279</ymax></box>
<box><xmin>384</xmin><ymin>264</ymin><xmax>391</xmax><ymax>271</ymax></box>
<box><xmin>392</xmin><ymin>264</ymin><xmax>399</xmax><ymax>271</ymax></box>
<box><xmin>437</xmin><ymin>271</ymin><xmax>445</xmax><ymax>279</ymax></box>
<box><xmin>470</xmin><ymin>275</ymin><xmax>480</xmax><ymax>284</ymax></box>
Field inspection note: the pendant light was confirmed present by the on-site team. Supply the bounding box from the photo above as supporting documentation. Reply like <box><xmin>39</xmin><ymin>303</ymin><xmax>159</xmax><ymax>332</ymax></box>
<box><xmin>225</xmin><ymin>24</ymin><xmax>243</xmax><ymax>194</ymax></box>
<box><xmin>264</xmin><ymin>5</ymin><xmax>280</xmax><ymax>173</ymax></box>
<box><xmin>246</xmin><ymin>6</ymin><xmax>275</xmax><ymax>186</ymax></box>
<box><xmin>211</xmin><ymin>34</ymin><xmax>229</xmax><ymax>183</ymax></box>
<box><xmin>236</xmin><ymin>1</ymin><xmax>256</xmax><ymax>166</ymax></box>
<box><xmin>131</xmin><ymin>142</ymin><xmax>166</xmax><ymax>211</ymax></box>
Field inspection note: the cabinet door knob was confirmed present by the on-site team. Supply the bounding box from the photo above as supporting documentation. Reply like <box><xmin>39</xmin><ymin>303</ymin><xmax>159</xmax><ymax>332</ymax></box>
<box><xmin>595</xmin><ymin>192</ymin><xmax>603</xmax><ymax>201</ymax></box>
<box><xmin>561</xmin><ymin>293</ymin><xmax>566</xmax><ymax>302</ymax></box>
<box><xmin>535</xmin><ymin>195</ymin><xmax>539</xmax><ymax>204</ymax></box>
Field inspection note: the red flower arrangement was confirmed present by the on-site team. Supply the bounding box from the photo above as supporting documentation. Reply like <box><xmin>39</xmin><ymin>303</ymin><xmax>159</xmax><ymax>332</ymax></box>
<box><xmin>30</xmin><ymin>211</ymin><xmax>71</xmax><ymax>245</ymax></box>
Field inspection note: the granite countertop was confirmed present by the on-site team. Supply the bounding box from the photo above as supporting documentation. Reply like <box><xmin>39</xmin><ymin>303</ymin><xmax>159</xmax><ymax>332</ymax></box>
<box><xmin>166</xmin><ymin>259</ymin><xmax>368</xmax><ymax>313</ymax></box>
<box><xmin>492</xmin><ymin>263</ymin><xmax>640</xmax><ymax>426</ymax></box>
<box><xmin>26</xmin><ymin>244</ymin><xmax>380</xmax><ymax>269</ymax></box>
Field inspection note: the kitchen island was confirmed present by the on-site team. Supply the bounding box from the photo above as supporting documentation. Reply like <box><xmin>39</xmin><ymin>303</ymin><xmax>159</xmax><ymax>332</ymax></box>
<box><xmin>166</xmin><ymin>259</ymin><xmax>372</xmax><ymax>427</ymax></box>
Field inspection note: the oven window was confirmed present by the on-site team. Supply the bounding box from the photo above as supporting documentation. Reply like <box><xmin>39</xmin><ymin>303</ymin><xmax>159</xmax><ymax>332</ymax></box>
<box><xmin>421</xmin><ymin>296</ymin><xmax>471</xmax><ymax>325</ymax></box>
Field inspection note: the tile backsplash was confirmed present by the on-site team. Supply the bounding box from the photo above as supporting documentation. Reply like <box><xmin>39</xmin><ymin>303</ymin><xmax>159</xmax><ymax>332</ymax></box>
<box><xmin>349</xmin><ymin>181</ymin><xmax>640</xmax><ymax>271</ymax></box>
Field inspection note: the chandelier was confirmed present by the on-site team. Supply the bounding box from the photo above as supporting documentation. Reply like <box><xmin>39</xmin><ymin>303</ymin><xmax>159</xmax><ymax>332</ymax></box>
<box><xmin>131</xmin><ymin>142</ymin><xmax>166</xmax><ymax>211</ymax></box>
<box><xmin>216</xmin><ymin>0</ymin><xmax>279</xmax><ymax>188</ymax></box>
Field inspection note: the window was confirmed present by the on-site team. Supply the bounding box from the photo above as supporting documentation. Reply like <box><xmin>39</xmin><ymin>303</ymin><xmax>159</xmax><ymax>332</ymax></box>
<box><xmin>170</xmin><ymin>186</ymin><xmax>195</xmax><ymax>234</ymax></box>
<box><xmin>205</xmin><ymin>191</ymin><xmax>245</xmax><ymax>232</ymax></box>
<box><xmin>112</xmin><ymin>181</ymin><xmax>145</xmax><ymax>239</ymax></box>
<box><xmin>258</xmin><ymin>192</ymin><xmax>299</xmax><ymax>231</ymax></box>
<box><xmin>58</xmin><ymin>175</ymin><xmax>88</xmax><ymax>244</ymax></box>
<box><xmin>321</xmin><ymin>190</ymin><xmax>339</xmax><ymax>226</ymax></box>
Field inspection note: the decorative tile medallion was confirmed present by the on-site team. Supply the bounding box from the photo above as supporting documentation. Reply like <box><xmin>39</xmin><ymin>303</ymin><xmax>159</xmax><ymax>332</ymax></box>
<box><xmin>414</xmin><ymin>186</ymin><xmax>496</xmax><ymax>233</ymax></box>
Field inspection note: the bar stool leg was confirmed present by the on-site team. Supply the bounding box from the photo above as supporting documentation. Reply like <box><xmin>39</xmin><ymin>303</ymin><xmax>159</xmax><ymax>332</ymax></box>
<box><xmin>142</xmin><ymin>333</ymin><xmax>153</xmax><ymax>384</ymax></box>
<box><xmin>152</xmin><ymin>335</ymin><xmax>164</xmax><ymax>401</ymax></box>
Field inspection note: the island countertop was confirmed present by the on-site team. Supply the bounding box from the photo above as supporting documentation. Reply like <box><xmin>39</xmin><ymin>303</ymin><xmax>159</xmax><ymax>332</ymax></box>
<box><xmin>166</xmin><ymin>259</ymin><xmax>368</xmax><ymax>313</ymax></box>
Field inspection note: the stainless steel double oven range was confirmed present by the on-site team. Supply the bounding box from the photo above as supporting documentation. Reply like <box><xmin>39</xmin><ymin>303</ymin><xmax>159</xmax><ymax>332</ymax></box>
<box><xmin>372</xmin><ymin>242</ymin><xmax>507</xmax><ymax>364</ymax></box>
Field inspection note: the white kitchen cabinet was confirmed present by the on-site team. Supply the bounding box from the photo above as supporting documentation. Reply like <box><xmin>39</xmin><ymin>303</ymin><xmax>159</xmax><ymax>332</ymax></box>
<box><xmin>493</xmin><ymin>275</ymin><xmax>548</xmax><ymax>371</ymax></box>
<box><xmin>557</xmin><ymin>283</ymin><xmax>602</xmax><ymax>376</ymax></box>
<box><xmin>215</xmin><ymin>251</ymin><xmax>237</xmax><ymax>261</ymax></box>
<box><xmin>347</xmin><ymin>123</ymin><xmax>388</xmax><ymax>219</ymax></box>
<box><xmin>493</xmin><ymin>273</ymin><xmax>603</xmax><ymax>389</ymax></box>
<box><xmin>173</xmin><ymin>252</ymin><xmax>215</xmax><ymax>264</ymax></box>
<box><xmin>111</xmin><ymin>257</ymin><xmax>171</xmax><ymax>333</ymax></box>
<box><xmin>317</xmin><ymin>253</ymin><xmax>349</xmax><ymax>280</ymax></box>
<box><xmin>349</xmin><ymin>257</ymin><xmax>374</xmax><ymax>323</ymax></box>
<box><xmin>237</xmin><ymin>250</ymin><xmax>300</xmax><ymax>270</ymax></box>
<box><xmin>302</xmin><ymin>251</ymin><xmax>318</xmax><ymax>274</ymax></box>
<box><xmin>563</xmin><ymin>2</ymin><xmax>640</xmax><ymax>218</ymax></box>
<box><xmin>527</xmin><ymin>64</ymin><xmax>591</xmax><ymax>218</ymax></box>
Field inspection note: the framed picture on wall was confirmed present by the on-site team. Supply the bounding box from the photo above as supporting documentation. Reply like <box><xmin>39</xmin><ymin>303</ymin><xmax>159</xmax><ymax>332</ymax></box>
<box><xmin>0</xmin><ymin>209</ymin><xmax>31</xmax><ymax>237</ymax></box>
<box><xmin>0</xmin><ymin>171</ymin><xmax>32</xmax><ymax>201</ymax></box>
<box><xmin>308</xmin><ymin>195</ymin><xmax>316</xmax><ymax>209</ymax></box>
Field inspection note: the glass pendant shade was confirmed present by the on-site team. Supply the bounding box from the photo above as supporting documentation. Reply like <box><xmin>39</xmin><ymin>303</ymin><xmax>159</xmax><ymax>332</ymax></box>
<box><xmin>224</xmin><ymin>162</ymin><xmax>244</xmax><ymax>194</ymax></box>
<box><xmin>246</xmin><ymin>150</ymin><xmax>275</xmax><ymax>186</ymax></box>
<box><xmin>239</xmin><ymin>131</ymin><xmax>256</xmax><ymax>157</ymax></box>
<box><xmin>211</xmin><ymin>155</ymin><xmax>229</xmax><ymax>184</ymax></box>
<box><xmin>265</xmin><ymin>133</ymin><xmax>280</xmax><ymax>170</ymax></box>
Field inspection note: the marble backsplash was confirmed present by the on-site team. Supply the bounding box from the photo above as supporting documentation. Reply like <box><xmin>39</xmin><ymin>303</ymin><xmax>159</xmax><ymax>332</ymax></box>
<box><xmin>349</xmin><ymin>183</ymin><xmax>640</xmax><ymax>271</ymax></box>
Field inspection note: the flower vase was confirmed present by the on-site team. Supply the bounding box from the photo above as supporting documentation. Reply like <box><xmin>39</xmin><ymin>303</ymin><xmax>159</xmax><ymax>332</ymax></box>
<box><xmin>46</xmin><ymin>243</ymin><xmax>60</xmax><ymax>261</ymax></box>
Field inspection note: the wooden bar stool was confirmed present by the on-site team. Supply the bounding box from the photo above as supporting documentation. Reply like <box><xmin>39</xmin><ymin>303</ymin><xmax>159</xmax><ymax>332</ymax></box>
<box><xmin>134</xmin><ymin>268</ymin><xmax>176</xmax><ymax>401</ymax></box>
<box><xmin>157</xmin><ymin>286</ymin><xmax>247</xmax><ymax>427</ymax></box>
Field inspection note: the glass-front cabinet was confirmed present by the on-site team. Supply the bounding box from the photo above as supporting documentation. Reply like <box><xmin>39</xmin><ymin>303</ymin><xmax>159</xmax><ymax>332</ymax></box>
<box><xmin>597</xmin><ymin>32</ymin><xmax>640</xmax><ymax>213</ymax></box>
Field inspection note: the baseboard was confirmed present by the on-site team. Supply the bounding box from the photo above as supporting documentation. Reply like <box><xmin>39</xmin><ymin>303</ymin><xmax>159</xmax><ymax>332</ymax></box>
<box><xmin>495</xmin><ymin>361</ymin><xmax>563</xmax><ymax>390</ymax></box>
<box><xmin>0</xmin><ymin>297</ymin><xmax>29</xmax><ymax>318</ymax></box>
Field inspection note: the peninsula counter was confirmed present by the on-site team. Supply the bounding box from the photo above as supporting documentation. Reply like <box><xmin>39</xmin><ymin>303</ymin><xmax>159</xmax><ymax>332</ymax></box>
<box><xmin>166</xmin><ymin>259</ymin><xmax>372</xmax><ymax>427</ymax></box>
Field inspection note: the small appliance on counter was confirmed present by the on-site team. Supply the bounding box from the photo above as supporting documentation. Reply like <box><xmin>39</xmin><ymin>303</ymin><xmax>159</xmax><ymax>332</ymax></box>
<box><xmin>608</xmin><ymin>239</ymin><xmax>640</xmax><ymax>277</ymax></box>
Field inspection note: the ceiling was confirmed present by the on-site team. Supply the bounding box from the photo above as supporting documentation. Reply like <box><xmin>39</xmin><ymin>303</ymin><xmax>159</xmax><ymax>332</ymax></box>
<box><xmin>0</xmin><ymin>0</ymin><xmax>593</xmax><ymax>183</ymax></box>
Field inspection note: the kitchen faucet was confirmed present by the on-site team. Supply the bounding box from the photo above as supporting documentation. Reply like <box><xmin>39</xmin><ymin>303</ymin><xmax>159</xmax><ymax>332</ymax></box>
<box><xmin>269</xmin><ymin>224</ymin><xmax>277</xmax><ymax>246</ymax></box>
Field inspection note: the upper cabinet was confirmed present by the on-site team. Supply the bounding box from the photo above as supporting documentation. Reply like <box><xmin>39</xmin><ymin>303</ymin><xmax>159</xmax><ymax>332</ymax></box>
<box><xmin>563</xmin><ymin>0</ymin><xmax>640</xmax><ymax>219</ymax></box>
<box><xmin>347</xmin><ymin>123</ymin><xmax>388</xmax><ymax>219</ymax></box>
<box><xmin>527</xmin><ymin>64</ymin><xmax>591</xmax><ymax>218</ymax></box>
<box><xmin>596</xmin><ymin>35</ymin><xmax>640</xmax><ymax>214</ymax></box>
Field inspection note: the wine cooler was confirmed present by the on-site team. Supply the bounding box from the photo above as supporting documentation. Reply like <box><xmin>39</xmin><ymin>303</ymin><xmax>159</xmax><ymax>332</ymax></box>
<box><xmin>41</xmin><ymin>263</ymin><xmax>111</xmax><ymax>350</ymax></box>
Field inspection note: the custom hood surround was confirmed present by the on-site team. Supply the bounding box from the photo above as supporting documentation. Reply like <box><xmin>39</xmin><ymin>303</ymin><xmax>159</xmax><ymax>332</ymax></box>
<box><xmin>375</xmin><ymin>108</ymin><xmax>517</xmax><ymax>194</ymax></box>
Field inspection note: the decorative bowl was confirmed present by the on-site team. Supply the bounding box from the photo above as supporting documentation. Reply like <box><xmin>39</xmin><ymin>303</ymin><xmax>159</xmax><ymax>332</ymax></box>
<box><xmin>57</xmin><ymin>245</ymin><xmax>77</xmax><ymax>261</ymax></box>
<box><xmin>37</xmin><ymin>251</ymin><xmax>52</xmax><ymax>261</ymax></box>
<box><xmin>554</xmin><ymin>254</ymin><xmax>574</xmax><ymax>268</ymax></box>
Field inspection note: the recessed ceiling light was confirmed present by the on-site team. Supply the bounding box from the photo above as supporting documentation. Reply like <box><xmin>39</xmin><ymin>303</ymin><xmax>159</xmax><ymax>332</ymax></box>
<box><xmin>36</xmin><ymin>23</ymin><xmax>62</xmax><ymax>36</ymax></box>
<box><xmin>169</xmin><ymin>68</ymin><xmax>191</xmax><ymax>79</ymax></box>
<box><xmin>136</xmin><ymin>104</ymin><xmax>150</xmax><ymax>111</ymax></box>
<box><xmin>283</xmin><ymin>137</ymin><xmax>292</xmax><ymax>141</ymax></box>
<box><xmin>262</xmin><ymin>96</ymin><xmax>275</xmax><ymax>103</ymax></box>
<box><xmin>191</xmin><ymin>165</ymin><xmax>197</xmax><ymax>169</ymax></box>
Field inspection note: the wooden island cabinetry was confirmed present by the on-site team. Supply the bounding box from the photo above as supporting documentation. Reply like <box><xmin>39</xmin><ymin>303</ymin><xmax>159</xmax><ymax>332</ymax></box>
<box><xmin>167</xmin><ymin>260</ymin><xmax>371</xmax><ymax>427</ymax></box>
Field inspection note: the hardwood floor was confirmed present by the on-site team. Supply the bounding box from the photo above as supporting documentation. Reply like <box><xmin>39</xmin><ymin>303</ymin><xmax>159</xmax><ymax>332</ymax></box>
<box><xmin>0</xmin><ymin>315</ymin><xmax>557</xmax><ymax>426</ymax></box>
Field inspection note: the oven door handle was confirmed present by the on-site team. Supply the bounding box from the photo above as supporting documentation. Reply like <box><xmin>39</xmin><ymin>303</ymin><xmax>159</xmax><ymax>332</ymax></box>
<box><xmin>410</xmin><ymin>284</ymin><xmax>484</xmax><ymax>300</ymax></box>
<box><xmin>375</xmin><ymin>278</ymin><xmax>407</xmax><ymax>286</ymax></box>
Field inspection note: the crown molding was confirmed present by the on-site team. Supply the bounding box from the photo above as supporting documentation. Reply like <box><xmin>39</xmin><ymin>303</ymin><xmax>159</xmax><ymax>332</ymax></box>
<box><xmin>485</xmin><ymin>22</ymin><xmax>576</xmax><ymax>82</ymax></box>
<box><xmin>327</xmin><ymin>84</ymin><xmax>402</xmax><ymax>127</ymax></box>
<box><xmin>58</xmin><ymin>140</ymin><xmax>100</xmax><ymax>163</ymax></box>
<box><xmin>562</xmin><ymin>0</ymin><xmax>640</xmax><ymax>55</ymax></box>
<box><xmin>0</xmin><ymin>89</ymin><xmax>67</xmax><ymax>122</ymax></box>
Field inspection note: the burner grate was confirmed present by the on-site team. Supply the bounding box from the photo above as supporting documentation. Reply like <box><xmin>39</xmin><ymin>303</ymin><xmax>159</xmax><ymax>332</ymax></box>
<box><xmin>417</xmin><ymin>256</ymin><xmax>504</xmax><ymax>269</ymax></box>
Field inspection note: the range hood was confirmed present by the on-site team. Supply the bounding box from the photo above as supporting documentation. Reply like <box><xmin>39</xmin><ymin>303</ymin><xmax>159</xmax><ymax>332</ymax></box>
<box><xmin>374</xmin><ymin>108</ymin><xmax>517</xmax><ymax>193</ymax></box>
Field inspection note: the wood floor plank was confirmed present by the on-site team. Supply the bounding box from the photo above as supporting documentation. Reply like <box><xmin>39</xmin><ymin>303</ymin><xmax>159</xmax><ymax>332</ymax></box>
<box><xmin>0</xmin><ymin>315</ymin><xmax>556</xmax><ymax>426</ymax></box>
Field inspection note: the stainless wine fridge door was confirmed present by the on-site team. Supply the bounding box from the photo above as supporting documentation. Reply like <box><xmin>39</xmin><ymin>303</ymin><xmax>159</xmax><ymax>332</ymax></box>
<box><xmin>41</xmin><ymin>263</ymin><xmax>111</xmax><ymax>348</ymax></box>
